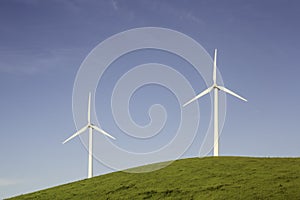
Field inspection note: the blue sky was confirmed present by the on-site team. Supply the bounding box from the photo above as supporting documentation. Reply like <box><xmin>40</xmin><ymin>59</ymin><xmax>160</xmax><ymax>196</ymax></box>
<box><xmin>1</xmin><ymin>0</ymin><xmax>300</xmax><ymax>198</ymax></box>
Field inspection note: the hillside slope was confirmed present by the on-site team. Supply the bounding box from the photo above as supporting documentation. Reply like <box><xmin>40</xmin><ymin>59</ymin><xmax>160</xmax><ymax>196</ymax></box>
<box><xmin>9</xmin><ymin>157</ymin><xmax>300</xmax><ymax>200</ymax></box>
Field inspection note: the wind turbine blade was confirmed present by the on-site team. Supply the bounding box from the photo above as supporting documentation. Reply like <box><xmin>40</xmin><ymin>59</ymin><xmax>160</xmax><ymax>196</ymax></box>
<box><xmin>183</xmin><ymin>86</ymin><xmax>213</xmax><ymax>107</ymax></box>
<box><xmin>213</xmin><ymin>49</ymin><xmax>217</xmax><ymax>84</ymax></box>
<box><xmin>63</xmin><ymin>125</ymin><xmax>88</xmax><ymax>144</ymax></box>
<box><xmin>88</xmin><ymin>92</ymin><xmax>91</xmax><ymax>124</ymax></box>
<box><xmin>91</xmin><ymin>125</ymin><xmax>116</xmax><ymax>140</ymax></box>
<box><xmin>217</xmin><ymin>86</ymin><xmax>247</xmax><ymax>102</ymax></box>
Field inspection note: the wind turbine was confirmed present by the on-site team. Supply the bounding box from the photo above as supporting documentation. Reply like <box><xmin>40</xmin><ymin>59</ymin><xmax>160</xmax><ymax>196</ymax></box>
<box><xmin>183</xmin><ymin>49</ymin><xmax>247</xmax><ymax>156</ymax></box>
<box><xmin>63</xmin><ymin>92</ymin><xmax>116</xmax><ymax>178</ymax></box>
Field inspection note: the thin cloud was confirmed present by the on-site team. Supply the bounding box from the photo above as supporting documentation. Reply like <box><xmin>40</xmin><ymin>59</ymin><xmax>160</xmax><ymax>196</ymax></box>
<box><xmin>0</xmin><ymin>178</ymin><xmax>21</xmax><ymax>186</ymax></box>
<box><xmin>0</xmin><ymin>48</ymin><xmax>82</xmax><ymax>75</ymax></box>
<box><xmin>181</xmin><ymin>11</ymin><xmax>205</xmax><ymax>25</ymax></box>
<box><xmin>119</xmin><ymin>1</ymin><xmax>205</xmax><ymax>26</ymax></box>
<box><xmin>111</xmin><ymin>0</ymin><xmax>119</xmax><ymax>11</ymax></box>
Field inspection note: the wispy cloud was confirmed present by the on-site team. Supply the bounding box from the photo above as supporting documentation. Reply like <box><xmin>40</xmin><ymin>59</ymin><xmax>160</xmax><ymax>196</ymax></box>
<box><xmin>111</xmin><ymin>0</ymin><xmax>119</xmax><ymax>11</ymax></box>
<box><xmin>181</xmin><ymin>11</ymin><xmax>205</xmax><ymax>25</ymax></box>
<box><xmin>118</xmin><ymin>0</ymin><xmax>205</xmax><ymax>26</ymax></box>
<box><xmin>0</xmin><ymin>178</ymin><xmax>21</xmax><ymax>186</ymax></box>
<box><xmin>0</xmin><ymin>48</ymin><xmax>82</xmax><ymax>75</ymax></box>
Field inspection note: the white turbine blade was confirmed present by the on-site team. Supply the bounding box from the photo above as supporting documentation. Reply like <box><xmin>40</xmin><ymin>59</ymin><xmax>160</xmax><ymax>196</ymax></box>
<box><xmin>62</xmin><ymin>125</ymin><xmax>88</xmax><ymax>144</ymax></box>
<box><xmin>91</xmin><ymin>125</ymin><xmax>116</xmax><ymax>140</ymax></box>
<box><xmin>183</xmin><ymin>86</ymin><xmax>213</xmax><ymax>107</ymax></box>
<box><xmin>213</xmin><ymin>49</ymin><xmax>217</xmax><ymax>84</ymax></box>
<box><xmin>217</xmin><ymin>86</ymin><xmax>247</xmax><ymax>102</ymax></box>
<box><xmin>88</xmin><ymin>92</ymin><xmax>91</xmax><ymax>124</ymax></box>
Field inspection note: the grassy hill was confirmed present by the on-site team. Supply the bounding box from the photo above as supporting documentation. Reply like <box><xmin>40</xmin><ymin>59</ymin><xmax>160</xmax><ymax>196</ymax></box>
<box><xmin>9</xmin><ymin>157</ymin><xmax>300</xmax><ymax>200</ymax></box>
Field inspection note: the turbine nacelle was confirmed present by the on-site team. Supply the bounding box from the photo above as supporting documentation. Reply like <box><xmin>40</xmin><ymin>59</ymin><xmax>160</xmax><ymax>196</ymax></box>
<box><xmin>183</xmin><ymin>49</ymin><xmax>247</xmax><ymax>107</ymax></box>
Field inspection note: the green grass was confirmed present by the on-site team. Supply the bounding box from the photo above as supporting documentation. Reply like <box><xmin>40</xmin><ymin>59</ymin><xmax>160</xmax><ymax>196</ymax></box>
<box><xmin>8</xmin><ymin>157</ymin><xmax>300</xmax><ymax>200</ymax></box>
